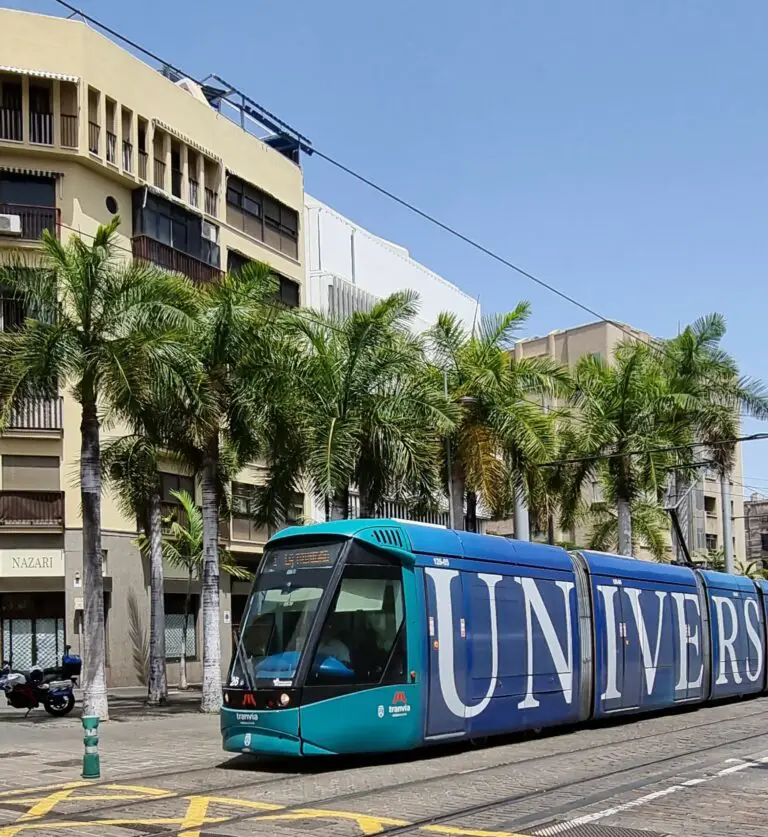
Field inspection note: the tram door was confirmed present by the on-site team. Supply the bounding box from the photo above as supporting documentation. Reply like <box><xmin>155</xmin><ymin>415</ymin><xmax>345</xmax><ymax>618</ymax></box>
<box><xmin>424</xmin><ymin>567</ymin><xmax>468</xmax><ymax>739</ymax></box>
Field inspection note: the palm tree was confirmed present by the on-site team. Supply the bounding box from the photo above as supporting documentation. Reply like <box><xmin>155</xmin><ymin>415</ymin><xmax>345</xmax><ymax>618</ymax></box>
<box><xmin>172</xmin><ymin>261</ymin><xmax>284</xmax><ymax>712</ymax></box>
<box><xmin>256</xmin><ymin>291</ymin><xmax>453</xmax><ymax>525</ymax></box>
<box><xmin>0</xmin><ymin>220</ymin><xmax>197</xmax><ymax>719</ymax></box>
<box><xmin>586</xmin><ymin>495</ymin><xmax>671</xmax><ymax>561</ymax></box>
<box><xmin>160</xmin><ymin>490</ymin><xmax>253</xmax><ymax>690</ymax></box>
<box><xmin>427</xmin><ymin>303</ymin><xmax>570</xmax><ymax>530</ymax></box>
<box><xmin>563</xmin><ymin>341</ymin><xmax>688</xmax><ymax>556</ymax></box>
<box><xmin>662</xmin><ymin>314</ymin><xmax>768</xmax><ymax>569</ymax></box>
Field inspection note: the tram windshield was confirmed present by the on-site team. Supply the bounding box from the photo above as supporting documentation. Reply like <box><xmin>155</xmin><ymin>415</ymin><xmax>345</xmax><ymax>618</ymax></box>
<box><xmin>228</xmin><ymin>542</ymin><xmax>344</xmax><ymax>687</ymax></box>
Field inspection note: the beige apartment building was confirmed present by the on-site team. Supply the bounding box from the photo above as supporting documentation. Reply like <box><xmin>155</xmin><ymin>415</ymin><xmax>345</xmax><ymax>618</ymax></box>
<box><xmin>513</xmin><ymin>320</ymin><xmax>746</xmax><ymax>561</ymax></box>
<box><xmin>0</xmin><ymin>9</ymin><xmax>308</xmax><ymax>685</ymax></box>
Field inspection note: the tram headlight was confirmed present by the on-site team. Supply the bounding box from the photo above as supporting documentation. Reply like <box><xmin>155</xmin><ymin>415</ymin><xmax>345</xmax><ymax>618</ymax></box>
<box><xmin>279</xmin><ymin>692</ymin><xmax>291</xmax><ymax>707</ymax></box>
<box><xmin>224</xmin><ymin>693</ymin><xmax>229</xmax><ymax>705</ymax></box>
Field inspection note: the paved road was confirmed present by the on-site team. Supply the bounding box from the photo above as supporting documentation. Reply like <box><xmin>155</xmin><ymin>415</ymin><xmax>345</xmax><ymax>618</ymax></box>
<box><xmin>0</xmin><ymin>695</ymin><xmax>767</xmax><ymax>836</ymax></box>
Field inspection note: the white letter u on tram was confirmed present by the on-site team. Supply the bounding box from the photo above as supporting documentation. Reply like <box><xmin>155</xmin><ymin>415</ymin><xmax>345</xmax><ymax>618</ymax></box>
<box><xmin>425</xmin><ymin>568</ymin><xmax>502</xmax><ymax>718</ymax></box>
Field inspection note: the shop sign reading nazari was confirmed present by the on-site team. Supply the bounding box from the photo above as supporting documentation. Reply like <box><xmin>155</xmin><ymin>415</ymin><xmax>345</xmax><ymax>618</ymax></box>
<box><xmin>0</xmin><ymin>549</ymin><xmax>64</xmax><ymax>577</ymax></box>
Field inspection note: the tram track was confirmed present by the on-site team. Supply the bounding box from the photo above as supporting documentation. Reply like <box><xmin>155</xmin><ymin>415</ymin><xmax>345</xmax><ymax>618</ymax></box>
<box><xmin>6</xmin><ymin>698</ymin><xmax>768</xmax><ymax>834</ymax></box>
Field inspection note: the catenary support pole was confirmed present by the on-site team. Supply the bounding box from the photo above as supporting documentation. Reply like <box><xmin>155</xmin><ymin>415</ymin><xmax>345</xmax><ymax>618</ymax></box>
<box><xmin>721</xmin><ymin>472</ymin><xmax>734</xmax><ymax>573</ymax></box>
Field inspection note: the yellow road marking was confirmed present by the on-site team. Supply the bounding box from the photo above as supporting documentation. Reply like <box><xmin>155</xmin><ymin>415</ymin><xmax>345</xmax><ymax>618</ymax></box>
<box><xmin>0</xmin><ymin>780</ymin><xmax>534</xmax><ymax>837</ymax></box>
<box><xmin>422</xmin><ymin>826</ymin><xmax>531</xmax><ymax>837</ymax></box>
<box><xmin>255</xmin><ymin>807</ymin><xmax>409</xmax><ymax>835</ymax></box>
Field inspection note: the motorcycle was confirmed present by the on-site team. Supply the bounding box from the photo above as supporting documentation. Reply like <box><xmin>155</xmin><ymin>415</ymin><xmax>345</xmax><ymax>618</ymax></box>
<box><xmin>0</xmin><ymin>647</ymin><xmax>81</xmax><ymax>717</ymax></box>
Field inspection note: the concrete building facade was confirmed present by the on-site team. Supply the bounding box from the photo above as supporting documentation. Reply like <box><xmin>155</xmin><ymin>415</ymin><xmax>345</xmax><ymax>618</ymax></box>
<box><xmin>303</xmin><ymin>194</ymin><xmax>483</xmax><ymax>527</ymax></box>
<box><xmin>513</xmin><ymin>320</ymin><xmax>747</xmax><ymax>561</ymax></box>
<box><xmin>744</xmin><ymin>494</ymin><xmax>768</xmax><ymax>568</ymax></box>
<box><xmin>0</xmin><ymin>9</ymin><xmax>308</xmax><ymax>685</ymax></box>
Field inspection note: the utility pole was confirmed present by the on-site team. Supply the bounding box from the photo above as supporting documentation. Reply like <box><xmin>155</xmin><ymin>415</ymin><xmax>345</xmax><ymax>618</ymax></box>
<box><xmin>444</xmin><ymin>370</ymin><xmax>455</xmax><ymax>530</ymax></box>
<box><xmin>721</xmin><ymin>472</ymin><xmax>734</xmax><ymax>573</ymax></box>
<box><xmin>514</xmin><ymin>487</ymin><xmax>530</xmax><ymax>541</ymax></box>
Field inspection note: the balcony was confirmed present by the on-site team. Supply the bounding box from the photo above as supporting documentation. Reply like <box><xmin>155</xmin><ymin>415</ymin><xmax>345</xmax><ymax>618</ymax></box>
<box><xmin>88</xmin><ymin>121</ymin><xmax>100</xmax><ymax>155</ymax></box>
<box><xmin>204</xmin><ymin>188</ymin><xmax>218</xmax><ymax>217</ymax></box>
<box><xmin>230</xmin><ymin>514</ymin><xmax>269</xmax><ymax>544</ymax></box>
<box><xmin>0</xmin><ymin>203</ymin><xmax>59</xmax><ymax>241</ymax></box>
<box><xmin>132</xmin><ymin>235</ymin><xmax>223</xmax><ymax>285</ymax></box>
<box><xmin>0</xmin><ymin>490</ymin><xmax>64</xmax><ymax>528</ymax></box>
<box><xmin>122</xmin><ymin>140</ymin><xmax>133</xmax><ymax>173</ymax></box>
<box><xmin>154</xmin><ymin>158</ymin><xmax>166</xmax><ymax>190</ymax></box>
<box><xmin>160</xmin><ymin>501</ymin><xmax>188</xmax><ymax>532</ymax></box>
<box><xmin>29</xmin><ymin>112</ymin><xmax>53</xmax><ymax>145</ymax></box>
<box><xmin>60</xmin><ymin>114</ymin><xmax>78</xmax><ymax>149</ymax></box>
<box><xmin>6</xmin><ymin>397</ymin><xmax>63</xmax><ymax>432</ymax></box>
<box><xmin>138</xmin><ymin>151</ymin><xmax>148</xmax><ymax>180</ymax></box>
<box><xmin>188</xmin><ymin>178</ymin><xmax>199</xmax><ymax>208</ymax></box>
<box><xmin>106</xmin><ymin>131</ymin><xmax>117</xmax><ymax>165</ymax></box>
<box><xmin>0</xmin><ymin>109</ymin><xmax>22</xmax><ymax>142</ymax></box>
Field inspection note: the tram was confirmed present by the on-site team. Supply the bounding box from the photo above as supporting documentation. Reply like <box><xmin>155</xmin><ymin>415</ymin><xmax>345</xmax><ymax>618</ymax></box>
<box><xmin>221</xmin><ymin>518</ymin><xmax>768</xmax><ymax>757</ymax></box>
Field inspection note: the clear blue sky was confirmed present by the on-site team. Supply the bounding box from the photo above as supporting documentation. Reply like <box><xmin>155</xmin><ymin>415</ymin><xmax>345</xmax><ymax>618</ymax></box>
<box><xmin>10</xmin><ymin>0</ymin><xmax>768</xmax><ymax>490</ymax></box>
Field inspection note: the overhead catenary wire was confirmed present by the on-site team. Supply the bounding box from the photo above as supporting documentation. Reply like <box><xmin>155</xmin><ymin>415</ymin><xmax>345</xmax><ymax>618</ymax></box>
<box><xmin>45</xmin><ymin>0</ymin><xmax>766</xmax><ymax>414</ymax></box>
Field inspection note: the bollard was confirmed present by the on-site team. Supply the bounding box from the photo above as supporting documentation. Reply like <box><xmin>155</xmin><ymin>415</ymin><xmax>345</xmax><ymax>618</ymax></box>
<box><xmin>82</xmin><ymin>715</ymin><xmax>100</xmax><ymax>779</ymax></box>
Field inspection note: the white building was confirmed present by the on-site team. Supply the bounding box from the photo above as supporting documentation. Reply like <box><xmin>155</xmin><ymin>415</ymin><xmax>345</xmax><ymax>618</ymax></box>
<box><xmin>304</xmin><ymin>195</ymin><xmax>478</xmax><ymax>331</ymax></box>
<box><xmin>303</xmin><ymin>195</ymin><xmax>482</xmax><ymax>526</ymax></box>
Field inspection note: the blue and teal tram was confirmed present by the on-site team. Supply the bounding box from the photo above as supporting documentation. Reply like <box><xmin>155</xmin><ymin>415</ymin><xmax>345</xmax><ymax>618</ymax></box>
<box><xmin>221</xmin><ymin>519</ymin><xmax>767</xmax><ymax>757</ymax></box>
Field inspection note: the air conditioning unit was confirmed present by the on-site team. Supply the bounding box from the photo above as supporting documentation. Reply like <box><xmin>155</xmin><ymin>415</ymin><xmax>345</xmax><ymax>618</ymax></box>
<box><xmin>201</xmin><ymin>220</ymin><xmax>218</xmax><ymax>243</ymax></box>
<box><xmin>0</xmin><ymin>214</ymin><xmax>22</xmax><ymax>236</ymax></box>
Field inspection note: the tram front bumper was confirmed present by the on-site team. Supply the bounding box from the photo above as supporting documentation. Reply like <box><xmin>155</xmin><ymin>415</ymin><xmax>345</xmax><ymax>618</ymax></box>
<box><xmin>221</xmin><ymin>706</ymin><xmax>302</xmax><ymax>757</ymax></box>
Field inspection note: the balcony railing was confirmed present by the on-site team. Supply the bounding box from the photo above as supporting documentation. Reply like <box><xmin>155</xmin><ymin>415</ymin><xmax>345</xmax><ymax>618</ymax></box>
<box><xmin>0</xmin><ymin>203</ymin><xmax>59</xmax><ymax>241</ymax></box>
<box><xmin>138</xmin><ymin>151</ymin><xmax>148</xmax><ymax>180</ymax></box>
<box><xmin>132</xmin><ymin>235</ymin><xmax>223</xmax><ymax>285</ymax></box>
<box><xmin>88</xmin><ymin>121</ymin><xmax>100</xmax><ymax>154</ymax></box>
<box><xmin>106</xmin><ymin>131</ymin><xmax>117</xmax><ymax>164</ymax></box>
<box><xmin>204</xmin><ymin>188</ymin><xmax>218</xmax><ymax>216</ymax></box>
<box><xmin>29</xmin><ymin>112</ymin><xmax>53</xmax><ymax>145</ymax></box>
<box><xmin>0</xmin><ymin>109</ymin><xmax>22</xmax><ymax>142</ymax></box>
<box><xmin>0</xmin><ymin>490</ymin><xmax>64</xmax><ymax>527</ymax></box>
<box><xmin>231</xmin><ymin>514</ymin><xmax>268</xmax><ymax>543</ymax></box>
<box><xmin>171</xmin><ymin>169</ymin><xmax>182</xmax><ymax>198</ymax></box>
<box><xmin>122</xmin><ymin>140</ymin><xmax>133</xmax><ymax>172</ymax></box>
<box><xmin>188</xmin><ymin>178</ymin><xmax>199</xmax><ymax>208</ymax></box>
<box><xmin>154</xmin><ymin>158</ymin><xmax>166</xmax><ymax>190</ymax></box>
<box><xmin>60</xmin><ymin>114</ymin><xmax>78</xmax><ymax>148</ymax></box>
<box><xmin>7</xmin><ymin>397</ymin><xmax>63</xmax><ymax>431</ymax></box>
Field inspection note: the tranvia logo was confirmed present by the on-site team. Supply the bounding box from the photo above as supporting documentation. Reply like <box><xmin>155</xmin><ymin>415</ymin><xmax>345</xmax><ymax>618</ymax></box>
<box><xmin>236</xmin><ymin>712</ymin><xmax>259</xmax><ymax>723</ymax></box>
<box><xmin>389</xmin><ymin>691</ymin><xmax>410</xmax><ymax>716</ymax></box>
<box><xmin>242</xmin><ymin>693</ymin><xmax>257</xmax><ymax>708</ymax></box>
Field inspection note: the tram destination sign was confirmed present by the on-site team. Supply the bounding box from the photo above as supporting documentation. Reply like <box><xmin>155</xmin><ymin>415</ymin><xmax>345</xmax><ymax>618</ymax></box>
<box><xmin>0</xmin><ymin>549</ymin><xmax>65</xmax><ymax>578</ymax></box>
<box><xmin>264</xmin><ymin>545</ymin><xmax>340</xmax><ymax>572</ymax></box>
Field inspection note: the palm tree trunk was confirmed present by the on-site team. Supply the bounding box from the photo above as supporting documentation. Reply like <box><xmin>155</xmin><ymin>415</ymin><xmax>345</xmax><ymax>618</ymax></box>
<box><xmin>547</xmin><ymin>511</ymin><xmax>556</xmax><ymax>546</ymax></box>
<box><xmin>466</xmin><ymin>491</ymin><xmax>478</xmax><ymax>533</ymax></box>
<box><xmin>617</xmin><ymin>497</ymin><xmax>633</xmax><ymax>556</ymax></box>
<box><xmin>449</xmin><ymin>461</ymin><xmax>465</xmax><ymax>530</ymax></box>
<box><xmin>358</xmin><ymin>485</ymin><xmax>376</xmax><ymax>519</ymax></box>
<box><xmin>330</xmin><ymin>487</ymin><xmax>349</xmax><ymax>520</ymax></box>
<box><xmin>200</xmin><ymin>439</ymin><xmax>222</xmax><ymax>713</ymax></box>
<box><xmin>179</xmin><ymin>568</ymin><xmax>192</xmax><ymax>691</ymax></box>
<box><xmin>80</xmin><ymin>399</ymin><xmax>109</xmax><ymax>720</ymax></box>
<box><xmin>147</xmin><ymin>490</ymin><xmax>167</xmax><ymax>706</ymax></box>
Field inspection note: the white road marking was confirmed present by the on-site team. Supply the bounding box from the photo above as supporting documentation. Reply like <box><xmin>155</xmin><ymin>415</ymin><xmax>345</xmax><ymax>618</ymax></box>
<box><xmin>532</xmin><ymin>755</ymin><xmax>768</xmax><ymax>835</ymax></box>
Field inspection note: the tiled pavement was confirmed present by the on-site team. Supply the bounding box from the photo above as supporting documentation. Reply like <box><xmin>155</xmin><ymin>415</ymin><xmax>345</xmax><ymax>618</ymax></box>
<box><xmin>1</xmin><ymin>694</ymin><xmax>768</xmax><ymax>836</ymax></box>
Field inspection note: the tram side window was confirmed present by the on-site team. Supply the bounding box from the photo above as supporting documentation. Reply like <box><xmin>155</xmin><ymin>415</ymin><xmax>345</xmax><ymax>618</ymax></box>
<box><xmin>310</xmin><ymin>566</ymin><xmax>406</xmax><ymax>687</ymax></box>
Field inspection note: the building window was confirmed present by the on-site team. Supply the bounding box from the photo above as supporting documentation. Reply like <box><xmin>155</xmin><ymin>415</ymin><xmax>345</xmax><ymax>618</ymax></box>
<box><xmin>227</xmin><ymin>249</ymin><xmax>300</xmax><ymax>308</ymax></box>
<box><xmin>226</xmin><ymin>175</ymin><xmax>299</xmax><ymax>259</ymax></box>
<box><xmin>760</xmin><ymin>532</ymin><xmax>768</xmax><ymax>553</ymax></box>
<box><xmin>160</xmin><ymin>472</ymin><xmax>194</xmax><ymax>503</ymax></box>
<box><xmin>0</xmin><ymin>173</ymin><xmax>55</xmax><ymax>207</ymax></box>
<box><xmin>704</xmin><ymin>496</ymin><xmax>717</xmax><ymax>518</ymax></box>
<box><xmin>706</xmin><ymin>534</ymin><xmax>718</xmax><ymax>552</ymax></box>
<box><xmin>132</xmin><ymin>191</ymin><xmax>220</xmax><ymax>268</ymax></box>
<box><xmin>2</xmin><ymin>455</ymin><xmax>60</xmax><ymax>491</ymax></box>
<box><xmin>164</xmin><ymin>593</ymin><xmax>198</xmax><ymax>660</ymax></box>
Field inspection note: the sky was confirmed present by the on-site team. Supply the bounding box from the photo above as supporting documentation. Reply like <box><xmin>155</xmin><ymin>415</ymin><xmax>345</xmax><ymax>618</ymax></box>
<box><xmin>8</xmin><ymin>0</ymin><xmax>768</xmax><ymax>490</ymax></box>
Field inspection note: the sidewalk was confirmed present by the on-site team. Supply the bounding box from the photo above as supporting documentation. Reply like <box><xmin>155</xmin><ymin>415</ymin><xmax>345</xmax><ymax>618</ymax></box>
<box><xmin>0</xmin><ymin>686</ymin><xmax>225</xmax><ymax>791</ymax></box>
